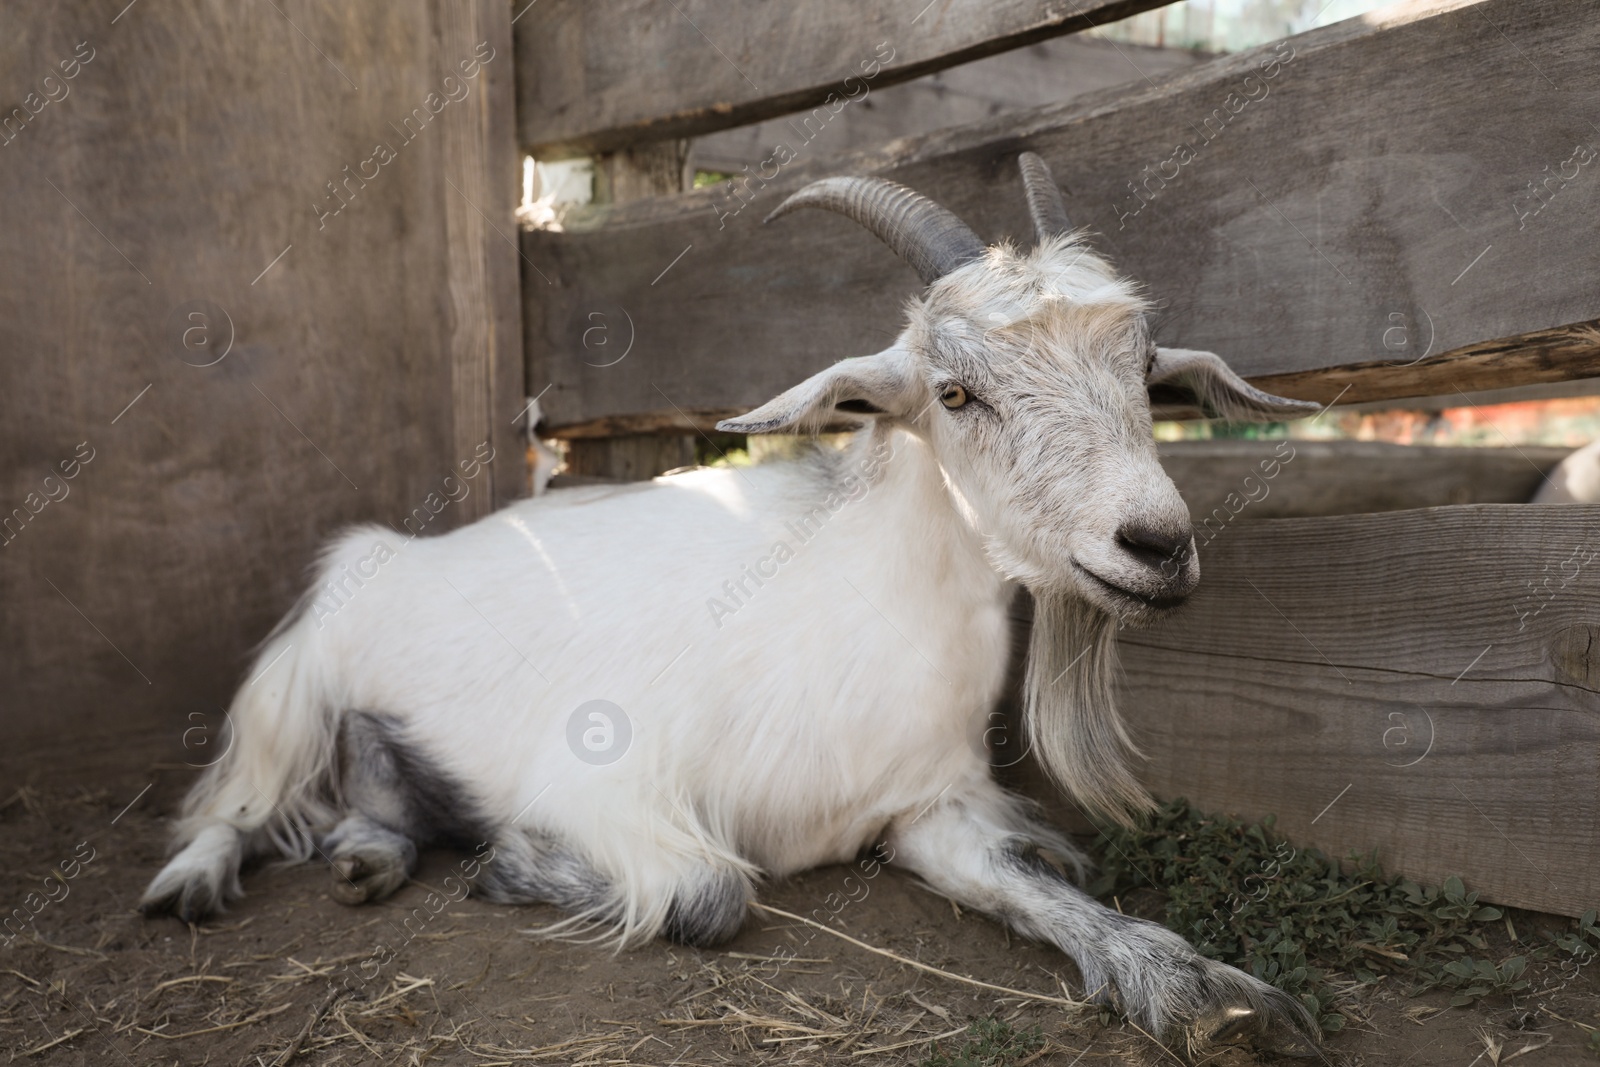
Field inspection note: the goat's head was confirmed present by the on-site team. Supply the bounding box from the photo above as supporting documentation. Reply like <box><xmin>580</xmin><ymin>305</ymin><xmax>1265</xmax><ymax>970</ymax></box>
<box><xmin>719</xmin><ymin>155</ymin><xmax>1318</xmax><ymax>821</ymax></box>
<box><xmin>719</xmin><ymin>153</ymin><xmax>1316</xmax><ymax>623</ymax></box>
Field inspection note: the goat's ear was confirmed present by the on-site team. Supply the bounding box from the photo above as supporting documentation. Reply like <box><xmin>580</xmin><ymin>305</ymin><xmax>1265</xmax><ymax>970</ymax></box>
<box><xmin>716</xmin><ymin>350</ymin><xmax>915</xmax><ymax>435</ymax></box>
<box><xmin>1147</xmin><ymin>346</ymin><xmax>1321</xmax><ymax>422</ymax></box>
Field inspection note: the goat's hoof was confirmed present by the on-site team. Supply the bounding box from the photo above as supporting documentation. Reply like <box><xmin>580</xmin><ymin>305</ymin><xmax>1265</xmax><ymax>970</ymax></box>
<box><xmin>1203</xmin><ymin>1005</ymin><xmax>1259</xmax><ymax>1044</ymax></box>
<box><xmin>328</xmin><ymin>848</ymin><xmax>409</xmax><ymax>905</ymax></box>
<box><xmin>141</xmin><ymin>825</ymin><xmax>244</xmax><ymax>923</ymax></box>
<box><xmin>140</xmin><ymin>882</ymin><xmax>225</xmax><ymax>924</ymax></box>
<box><xmin>1088</xmin><ymin>920</ymin><xmax>1322</xmax><ymax>1059</ymax></box>
<box><xmin>1190</xmin><ymin>1000</ymin><xmax>1321</xmax><ymax>1060</ymax></box>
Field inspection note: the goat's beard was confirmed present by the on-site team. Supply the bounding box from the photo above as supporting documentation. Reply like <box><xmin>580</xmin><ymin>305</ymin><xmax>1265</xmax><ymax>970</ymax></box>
<box><xmin>1023</xmin><ymin>590</ymin><xmax>1156</xmax><ymax>826</ymax></box>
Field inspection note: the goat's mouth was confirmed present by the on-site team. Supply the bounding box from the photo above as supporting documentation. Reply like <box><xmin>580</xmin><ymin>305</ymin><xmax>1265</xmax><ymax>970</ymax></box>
<box><xmin>1071</xmin><ymin>561</ymin><xmax>1189</xmax><ymax>615</ymax></box>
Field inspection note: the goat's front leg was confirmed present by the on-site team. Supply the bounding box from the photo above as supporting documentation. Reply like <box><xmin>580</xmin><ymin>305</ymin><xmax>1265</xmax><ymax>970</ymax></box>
<box><xmin>885</xmin><ymin>786</ymin><xmax>1319</xmax><ymax>1057</ymax></box>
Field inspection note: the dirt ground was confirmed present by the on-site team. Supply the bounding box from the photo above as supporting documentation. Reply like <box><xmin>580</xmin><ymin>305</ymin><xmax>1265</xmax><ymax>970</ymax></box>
<box><xmin>3</xmin><ymin>774</ymin><xmax>1598</xmax><ymax>1067</ymax></box>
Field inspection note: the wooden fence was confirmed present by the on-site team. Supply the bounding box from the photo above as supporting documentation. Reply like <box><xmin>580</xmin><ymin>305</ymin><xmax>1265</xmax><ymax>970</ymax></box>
<box><xmin>515</xmin><ymin>0</ymin><xmax>1600</xmax><ymax>916</ymax></box>
<box><xmin>3</xmin><ymin>0</ymin><xmax>1594</xmax><ymax>919</ymax></box>
<box><xmin>521</xmin><ymin>0</ymin><xmax>1600</xmax><ymax>441</ymax></box>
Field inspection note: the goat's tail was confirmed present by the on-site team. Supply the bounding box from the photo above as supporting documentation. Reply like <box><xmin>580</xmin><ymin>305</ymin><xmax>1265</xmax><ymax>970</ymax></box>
<box><xmin>141</xmin><ymin>601</ymin><xmax>343</xmax><ymax>920</ymax></box>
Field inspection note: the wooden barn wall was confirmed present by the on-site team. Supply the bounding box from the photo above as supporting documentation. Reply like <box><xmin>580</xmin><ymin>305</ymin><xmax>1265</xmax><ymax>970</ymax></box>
<box><xmin>522</xmin><ymin>0</ymin><xmax>1600</xmax><ymax>437</ymax></box>
<box><xmin>0</xmin><ymin>0</ymin><xmax>524</xmax><ymax>782</ymax></box>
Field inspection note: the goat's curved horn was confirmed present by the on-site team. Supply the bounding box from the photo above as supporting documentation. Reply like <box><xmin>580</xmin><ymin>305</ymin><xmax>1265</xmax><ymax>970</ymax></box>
<box><xmin>764</xmin><ymin>176</ymin><xmax>985</xmax><ymax>286</ymax></box>
<box><xmin>1018</xmin><ymin>152</ymin><xmax>1072</xmax><ymax>243</ymax></box>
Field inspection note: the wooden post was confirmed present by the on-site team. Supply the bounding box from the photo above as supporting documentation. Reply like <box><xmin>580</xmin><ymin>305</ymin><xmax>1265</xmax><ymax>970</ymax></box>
<box><xmin>562</xmin><ymin>433</ymin><xmax>696</xmax><ymax>480</ymax></box>
<box><xmin>0</xmin><ymin>0</ymin><xmax>524</xmax><ymax>779</ymax></box>
<box><xmin>595</xmin><ymin>140</ymin><xmax>692</xmax><ymax>203</ymax></box>
<box><xmin>567</xmin><ymin>139</ymin><xmax>699</xmax><ymax>480</ymax></box>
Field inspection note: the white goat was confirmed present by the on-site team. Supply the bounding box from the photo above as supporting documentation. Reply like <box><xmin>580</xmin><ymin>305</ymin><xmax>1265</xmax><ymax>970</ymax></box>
<box><xmin>144</xmin><ymin>154</ymin><xmax>1321</xmax><ymax>1054</ymax></box>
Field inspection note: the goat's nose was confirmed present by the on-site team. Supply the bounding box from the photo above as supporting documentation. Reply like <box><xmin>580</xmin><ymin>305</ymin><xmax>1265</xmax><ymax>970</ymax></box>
<box><xmin>1116</xmin><ymin>522</ymin><xmax>1193</xmax><ymax>572</ymax></box>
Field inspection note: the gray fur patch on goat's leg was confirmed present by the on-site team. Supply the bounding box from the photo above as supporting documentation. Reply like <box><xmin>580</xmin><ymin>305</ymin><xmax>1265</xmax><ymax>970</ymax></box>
<box><xmin>660</xmin><ymin>865</ymin><xmax>749</xmax><ymax>948</ymax></box>
<box><xmin>338</xmin><ymin>711</ymin><xmax>487</xmax><ymax>849</ymax></box>
<box><xmin>470</xmin><ymin>828</ymin><xmax>619</xmax><ymax>923</ymax></box>
<box><xmin>326</xmin><ymin>711</ymin><xmax>491</xmax><ymax>905</ymax></box>
<box><xmin>886</xmin><ymin>785</ymin><xmax>1319</xmax><ymax>1057</ymax></box>
<box><xmin>472</xmin><ymin>828</ymin><xmax>749</xmax><ymax>948</ymax></box>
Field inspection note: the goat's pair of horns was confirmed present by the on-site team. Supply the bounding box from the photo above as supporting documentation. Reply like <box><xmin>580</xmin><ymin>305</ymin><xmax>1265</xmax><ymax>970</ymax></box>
<box><xmin>763</xmin><ymin>152</ymin><xmax>1073</xmax><ymax>285</ymax></box>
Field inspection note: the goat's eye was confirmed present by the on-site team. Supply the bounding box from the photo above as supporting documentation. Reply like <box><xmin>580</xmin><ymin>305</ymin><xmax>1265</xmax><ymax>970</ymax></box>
<box><xmin>940</xmin><ymin>384</ymin><xmax>969</xmax><ymax>410</ymax></box>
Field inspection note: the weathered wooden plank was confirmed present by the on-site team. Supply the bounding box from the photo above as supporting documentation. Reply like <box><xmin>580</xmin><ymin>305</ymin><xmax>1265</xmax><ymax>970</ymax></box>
<box><xmin>538</xmin><ymin>316</ymin><xmax>1600</xmax><ymax>437</ymax></box>
<box><xmin>516</xmin><ymin>0</ymin><xmax>1180</xmax><ymax>157</ymax></box>
<box><xmin>482</xmin><ymin>1</ymin><xmax>530</xmax><ymax>512</ymax></box>
<box><xmin>443</xmin><ymin>0</ymin><xmax>526</xmax><ymax>519</ymax></box>
<box><xmin>1005</xmin><ymin>505</ymin><xmax>1600</xmax><ymax>917</ymax></box>
<box><xmin>1355</xmin><ymin>375</ymin><xmax>1600</xmax><ymax>414</ymax></box>
<box><xmin>1122</xmin><ymin>504</ymin><xmax>1600</xmax><ymax>917</ymax></box>
<box><xmin>1247</xmin><ymin>320</ymin><xmax>1600</xmax><ymax>409</ymax></box>
<box><xmin>0</xmin><ymin>0</ymin><xmax>523</xmax><ymax>782</ymax></box>
<box><xmin>691</xmin><ymin>35</ymin><xmax>1211</xmax><ymax>175</ymax></box>
<box><xmin>563</xmin><ymin>434</ymin><xmax>697</xmax><ymax>481</ymax></box>
<box><xmin>523</xmin><ymin>0</ymin><xmax>1600</xmax><ymax>435</ymax></box>
<box><xmin>1159</xmin><ymin>440</ymin><xmax>1571</xmax><ymax>518</ymax></box>
<box><xmin>536</xmin><ymin>335</ymin><xmax>1600</xmax><ymax>439</ymax></box>
<box><xmin>597</xmin><ymin>141</ymin><xmax>692</xmax><ymax>204</ymax></box>
<box><xmin>563</xmin><ymin>143</ymin><xmax>700</xmax><ymax>478</ymax></box>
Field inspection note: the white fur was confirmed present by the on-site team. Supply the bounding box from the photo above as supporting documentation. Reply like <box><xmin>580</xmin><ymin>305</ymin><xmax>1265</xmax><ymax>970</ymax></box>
<box><xmin>158</xmin><ymin>426</ymin><xmax>1008</xmax><ymax>938</ymax></box>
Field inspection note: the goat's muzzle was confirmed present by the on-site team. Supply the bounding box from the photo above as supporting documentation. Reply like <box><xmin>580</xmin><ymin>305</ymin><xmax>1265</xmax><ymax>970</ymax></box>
<box><xmin>1071</xmin><ymin>523</ymin><xmax>1198</xmax><ymax>618</ymax></box>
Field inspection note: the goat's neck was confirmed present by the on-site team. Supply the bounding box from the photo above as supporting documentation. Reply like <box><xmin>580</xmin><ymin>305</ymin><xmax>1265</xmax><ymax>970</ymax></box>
<box><xmin>845</xmin><ymin>426</ymin><xmax>1151</xmax><ymax>824</ymax></box>
<box><xmin>847</xmin><ymin>424</ymin><xmax>1010</xmax><ymax>606</ymax></box>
